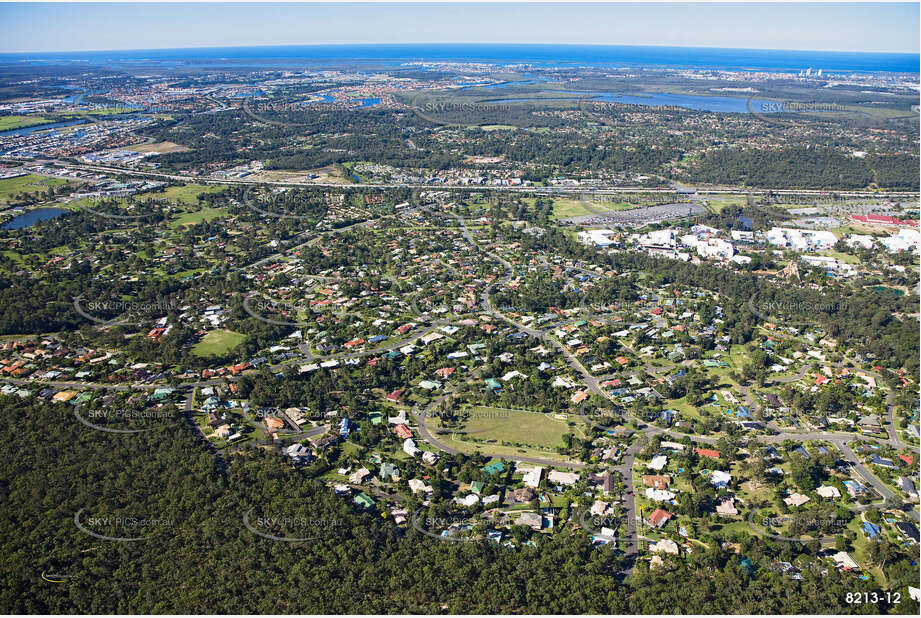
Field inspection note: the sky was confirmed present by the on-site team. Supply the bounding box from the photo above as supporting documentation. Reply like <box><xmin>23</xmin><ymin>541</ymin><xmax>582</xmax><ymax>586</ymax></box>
<box><xmin>0</xmin><ymin>2</ymin><xmax>918</xmax><ymax>54</ymax></box>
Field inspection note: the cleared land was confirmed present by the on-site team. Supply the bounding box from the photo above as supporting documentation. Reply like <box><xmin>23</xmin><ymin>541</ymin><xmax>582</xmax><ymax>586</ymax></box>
<box><xmin>424</xmin><ymin>406</ymin><xmax>578</xmax><ymax>463</ymax></box>
<box><xmin>170</xmin><ymin>206</ymin><xmax>230</xmax><ymax>227</ymax></box>
<box><xmin>0</xmin><ymin>115</ymin><xmax>53</xmax><ymax>131</ymax></box>
<box><xmin>136</xmin><ymin>184</ymin><xmax>226</xmax><ymax>205</ymax></box>
<box><xmin>192</xmin><ymin>329</ymin><xmax>246</xmax><ymax>357</ymax></box>
<box><xmin>131</xmin><ymin>141</ymin><xmax>189</xmax><ymax>154</ymax></box>
<box><xmin>549</xmin><ymin>197</ymin><xmax>636</xmax><ymax>220</ymax></box>
<box><xmin>0</xmin><ymin>174</ymin><xmax>74</xmax><ymax>204</ymax></box>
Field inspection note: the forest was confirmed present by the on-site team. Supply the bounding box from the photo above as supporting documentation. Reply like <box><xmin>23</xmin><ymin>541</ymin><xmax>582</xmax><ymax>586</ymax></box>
<box><xmin>2</xmin><ymin>400</ymin><xmax>915</xmax><ymax>614</ymax></box>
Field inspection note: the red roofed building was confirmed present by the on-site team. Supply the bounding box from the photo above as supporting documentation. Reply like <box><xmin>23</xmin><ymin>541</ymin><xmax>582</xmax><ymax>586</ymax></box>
<box><xmin>394</xmin><ymin>424</ymin><xmax>413</xmax><ymax>439</ymax></box>
<box><xmin>647</xmin><ymin>508</ymin><xmax>673</xmax><ymax>528</ymax></box>
<box><xmin>386</xmin><ymin>389</ymin><xmax>403</xmax><ymax>401</ymax></box>
<box><xmin>435</xmin><ymin>367</ymin><xmax>456</xmax><ymax>379</ymax></box>
<box><xmin>898</xmin><ymin>454</ymin><xmax>914</xmax><ymax>466</ymax></box>
<box><xmin>229</xmin><ymin>362</ymin><xmax>251</xmax><ymax>376</ymax></box>
<box><xmin>850</xmin><ymin>214</ymin><xmax>918</xmax><ymax>227</ymax></box>
<box><xmin>148</xmin><ymin>327</ymin><xmax>166</xmax><ymax>340</ymax></box>
<box><xmin>695</xmin><ymin>448</ymin><xmax>721</xmax><ymax>459</ymax></box>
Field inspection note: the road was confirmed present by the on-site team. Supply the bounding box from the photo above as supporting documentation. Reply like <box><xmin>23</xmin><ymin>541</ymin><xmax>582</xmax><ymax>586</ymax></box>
<box><xmin>10</xmin><ymin>157</ymin><xmax>919</xmax><ymax>199</ymax></box>
<box><xmin>5</xmin><ymin>189</ymin><xmax>916</xmax><ymax>566</ymax></box>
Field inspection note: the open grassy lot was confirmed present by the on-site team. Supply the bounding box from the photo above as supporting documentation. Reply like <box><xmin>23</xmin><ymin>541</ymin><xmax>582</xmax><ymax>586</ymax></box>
<box><xmin>549</xmin><ymin>197</ymin><xmax>636</xmax><ymax>220</ymax></box>
<box><xmin>424</xmin><ymin>405</ymin><xmax>579</xmax><ymax>464</ymax></box>
<box><xmin>131</xmin><ymin>141</ymin><xmax>189</xmax><ymax>154</ymax></box>
<box><xmin>458</xmin><ymin>406</ymin><xmax>573</xmax><ymax>448</ymax></box>
<box><xmin>816</xmin><ymin>249</ymin><xmax>859</xmax><ymax>265</ymax></box>
<box><xmin>0</xmin><ymin>174</ymin><xmax>74</xmax><ymax>203</ymax></box>
<box><xmin>192</xmin><ymin>329</ymin><xmax>246</xmax><ymax>357</ymax></box>
<box><xmin>136</xmin><ymin>184</ymin><xmax>226</xmax><ymax>205</ymax></box>
<box><xmin>431</xmin><ymin>428</ymin><xmax>579</xmax><ymax>464</ymax></box>
<box><xmin>169</xmin><ymin>206</ymin><xmax>230</xmax><ymax>227</ymax></box>
<box><xmin>0</xmin><ymin>115</ymin><xmax>53</xmax><ymax>131</ymax></box>
<box><xmin>702</xmin><ymin>195</ymin><xmax>750</xmax><ymax>213</ymax></box>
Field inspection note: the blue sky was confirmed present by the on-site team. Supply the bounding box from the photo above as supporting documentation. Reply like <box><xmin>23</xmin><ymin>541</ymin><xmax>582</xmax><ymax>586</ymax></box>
<box><xmin>0</xmin><ymin>2</ymin><xmax>918</xmax><ymax>54</ymax></box>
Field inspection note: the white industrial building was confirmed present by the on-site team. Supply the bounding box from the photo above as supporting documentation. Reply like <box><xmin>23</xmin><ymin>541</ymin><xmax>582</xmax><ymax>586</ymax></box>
<box><xmin>845</xmin><ymin>234</ymin><xmax>875</xmax><ymax>250</ymax></box>
<box><xmin>638</xmin><ymin>229</ymin><xmax>678</xmax><ymax>248</ymax></box>
<box><xmin>879</xmin><ymin>228</ymin><xmax>921</xmax><ymax>253</ymax></box>
<box><xmin>577</xmin><ymin>229</ymin><xmax>618</xmax><ymax>247</ymax></box>
<box><xmin>681</xmin><ymin>234</ymin><xmax>735</xmax><ymax>259</ymax></box>
<box><xmin>767</xmin><ymin>227</ymin><xmax>838</xmax><ymax>250</ymax></box>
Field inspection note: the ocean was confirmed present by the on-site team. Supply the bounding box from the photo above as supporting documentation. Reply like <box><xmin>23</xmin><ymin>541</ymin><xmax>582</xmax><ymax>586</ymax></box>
<box><xmin>1</xmin><ymin>44</ymin><xmax>917</xmax><ymax>74</ymax></box>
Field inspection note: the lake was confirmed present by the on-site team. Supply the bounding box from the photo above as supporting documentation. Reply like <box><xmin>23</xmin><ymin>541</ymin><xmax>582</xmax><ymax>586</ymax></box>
<box><xmin>488</xmin><ymin>90</ymin><xmax>776</xmax><ymax>114</ymax></box>
<box><xmin>0</xmin><ymin>119</ymin><xmax>87</xmax><ymax>137</ymax></box>
<box><xmin>2</xmin><ymin>207</ymin><xmax>69</xmax><ymax>230</ymax></box>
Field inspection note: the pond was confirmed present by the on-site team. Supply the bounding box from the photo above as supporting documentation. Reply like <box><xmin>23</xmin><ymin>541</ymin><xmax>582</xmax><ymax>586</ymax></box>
<box><xmin>2</xmin><ymin>207</ymin><xmax>69</xmax><ymax>230</ymax></box>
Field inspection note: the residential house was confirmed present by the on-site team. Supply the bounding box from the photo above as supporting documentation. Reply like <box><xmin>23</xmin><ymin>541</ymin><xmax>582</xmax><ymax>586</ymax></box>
<box><xmin>784</xmin><ymin>493</ymin><xmax>811</xmax><ymax>507</ymax></box>
<box><xmin>647</xmin><ymin>508</ymin><xmax>673</xmax><ymax>529</ymax></box>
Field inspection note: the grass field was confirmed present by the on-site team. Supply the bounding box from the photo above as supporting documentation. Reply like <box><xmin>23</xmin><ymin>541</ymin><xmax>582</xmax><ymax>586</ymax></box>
<box><xmin>0</xmin><ymin>174</ymin><xmax>74</xmax><ymax>203</ymax></box>
<box><xmin>131</xmin><ymin>141</ymin><xmax>188</xmax><ymax>154</ymax></box>
<box><xmin>169</xmin><ymin>206</ymin><xmax>230</xmax><ymax>227</ymax></box>
<box><xmin>136</xmin><ymin>184</ymin><xmax>226</xmax><ymax>205</ymax></box>
<box><xmin>0</xmin><ymin>115</ymin><xmax>53</xmax><ymax>131</ymax></box>
<box><xmin>816</xmin><ymin>249</ymin><xmax>859</xmax><ymax>265</ymax></box>
<box><xmin>427</xmin><ymin>405</ymin><xmax>575</xmax><ymax>454</ymax></box>
<box><xmin>549</xmin><ymin>197</ymin><xmax>636</xmax><ymax>220</ymax></box>
<box><xmin>192</xmin><ymin>329</ymin><xmax>246</xmax><ymax>357</ymax></box>
<box><xmin>702</xmin><ymin>195</ymin><xmax>750</xmax><ymax>213</ymax></box>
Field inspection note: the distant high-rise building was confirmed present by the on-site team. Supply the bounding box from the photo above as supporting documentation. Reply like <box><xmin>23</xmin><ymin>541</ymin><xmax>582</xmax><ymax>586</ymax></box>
<box><xmin>805</xmin><ymin>67</ymin><xmax>812</xmax><ymax>76</ymax></box>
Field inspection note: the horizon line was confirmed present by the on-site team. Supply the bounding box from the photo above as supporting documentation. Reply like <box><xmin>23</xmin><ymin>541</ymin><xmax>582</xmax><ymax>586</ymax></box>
<box><xmin>1</xmin><ymin>41</ymin><xmax>919</xmax><ymax>57</ymax></box>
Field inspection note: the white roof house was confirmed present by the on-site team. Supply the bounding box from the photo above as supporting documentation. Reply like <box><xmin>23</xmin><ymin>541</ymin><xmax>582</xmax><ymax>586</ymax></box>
<box><xmin>784</xmin><ymin>492</ymin><xmax>811</xmax><ymax>507</ymax></box>
<box><xmin>645</xmin><ymin>488</ymin><xmax>676</xmax><ymax>502</ymax></box>
<box><xmin>648</xmin><ymin>455</ymin><xmax>668</xmax><ymax>471</ymax></box>
<box><xmin>548</xmin><ymin>470</ymin><xmax>579</xmax><ymax>486</ymax></box>
<box><xmin>522</xmin><ymin>466</ymin><xmax>544</xmax><ymax>488</ymax></box>
<box><xmin>408</xmin><ymin>479</ymin><xmax>433</xmax><ymax>494</ymax></box>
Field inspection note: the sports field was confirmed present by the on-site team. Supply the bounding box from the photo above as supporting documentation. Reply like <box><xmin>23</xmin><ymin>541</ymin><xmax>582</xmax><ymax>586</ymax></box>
<box><xmin>192</xmin><ymin>329</ymin><xmax>246</xmax><ymax>357</ymax></box>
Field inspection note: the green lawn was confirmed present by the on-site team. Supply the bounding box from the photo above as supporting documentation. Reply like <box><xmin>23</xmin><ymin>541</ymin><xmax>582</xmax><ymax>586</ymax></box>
<box><xmin>428</xmin><ymin>405</ymin><xmax>574</xmax><ymax>452</ymax></box>
<box><xmin>549</xmin><ymin>198</ymin><xmax>635</xmax><ymax>220</ymax></box>
<box><xmin>192</xmin><ymin>329</ymin><xmax>246</xmax><ymax>357</ymax></box>
<box><xmin>0</xmin><ymin>115</ymin><xmax>53</xmax><ymax>131</ymax></box>
<box><xmin>0</xmin><ymin>174</ymin><xmax>73</xmax><ymax>203</ymax></box>
<box><xmin>702</xmin><ymin>195</ymin><xmax>750</xmax><ymax>213</ymax></box>
<box><xmin>136</xmin><ymin>184</ymin><xmax>226</xmax><ymax>206</ymax></box>
<box><xmin>169</xmin><ymin>206</ymin><xmax>230</xmax><ymax>227</ymax></box>
<box><xmin>816</xmin><ymin>249</ymin><xmax>859</xmax><ymax>265</ymax></box>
